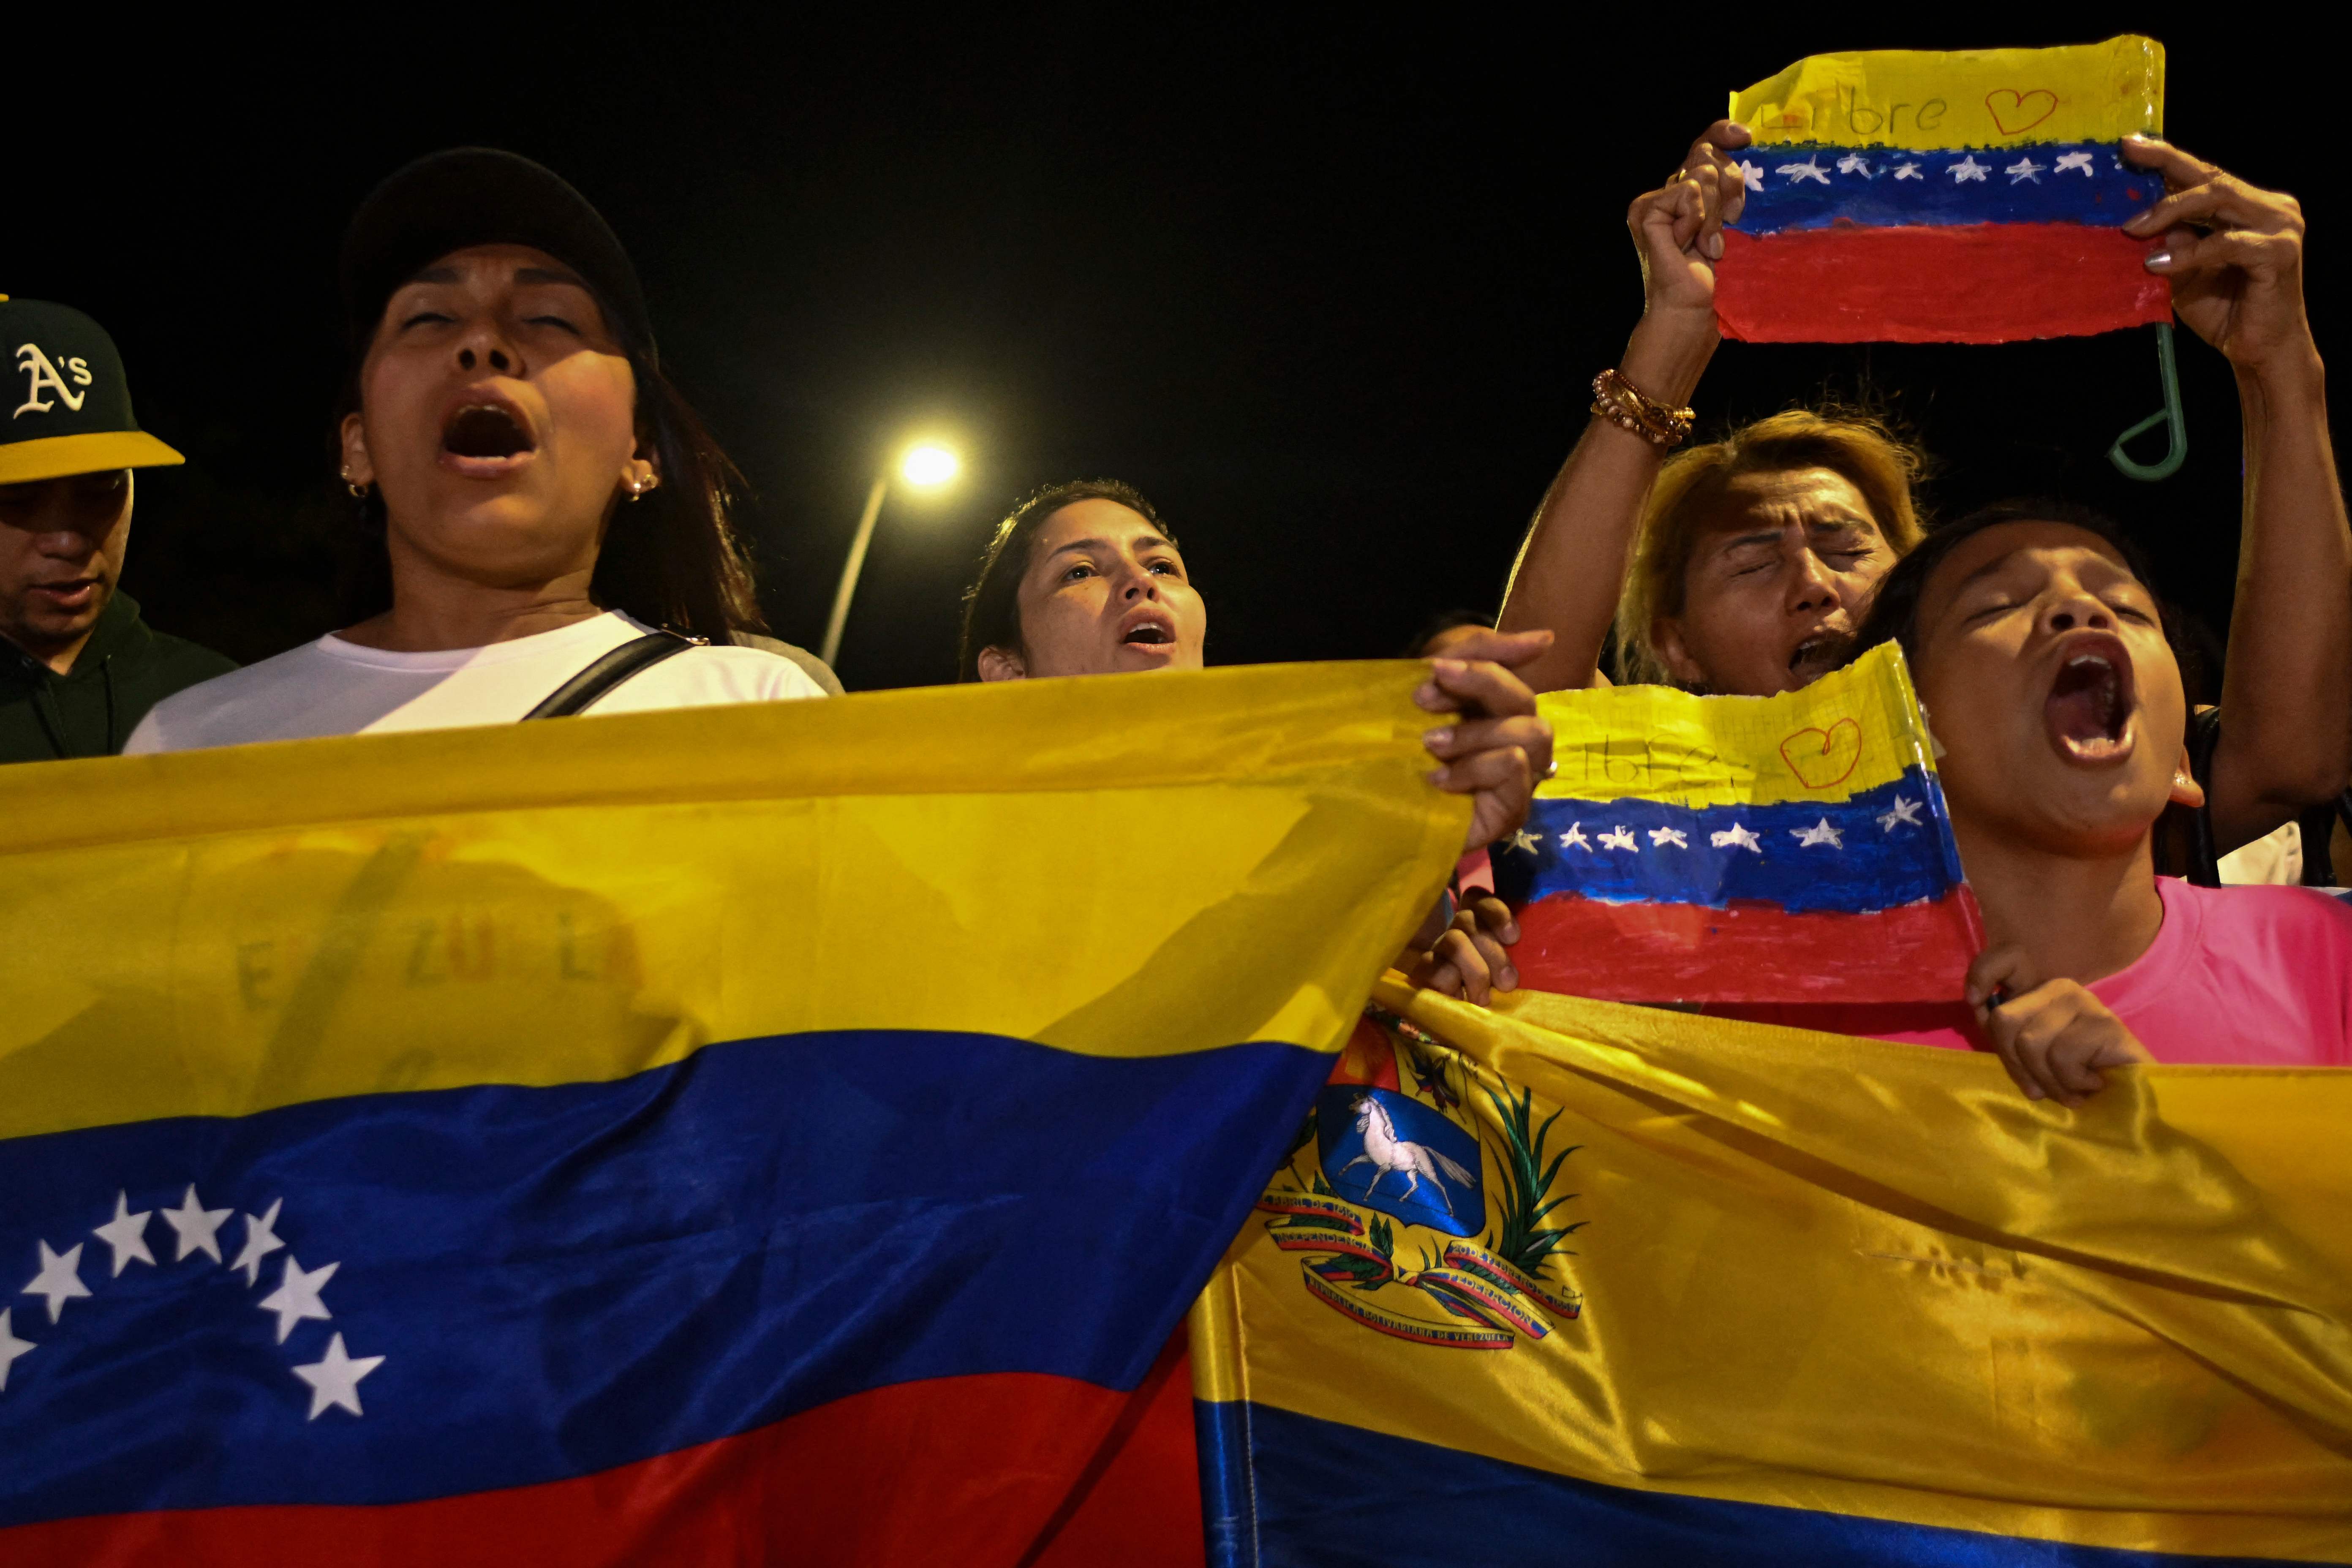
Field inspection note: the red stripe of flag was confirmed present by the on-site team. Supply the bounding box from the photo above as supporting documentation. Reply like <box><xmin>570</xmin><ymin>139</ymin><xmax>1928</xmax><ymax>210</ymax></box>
<box><xmin>1</xmin><ymin>1355</ymin><xmax>1203</xmax><ymax>1568</ymax></box>
<box><xmin>1717</xmin><ymin>224</ymin><xmax>2170</xmax><ymax>344</ymax></box>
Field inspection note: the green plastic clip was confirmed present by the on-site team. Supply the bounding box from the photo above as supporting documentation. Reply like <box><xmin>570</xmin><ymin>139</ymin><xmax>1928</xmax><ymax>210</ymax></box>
<box><xmin>2107</xmin><ymin>322</ymin><xmax>2187</xmax><ymax>482</ymax></box>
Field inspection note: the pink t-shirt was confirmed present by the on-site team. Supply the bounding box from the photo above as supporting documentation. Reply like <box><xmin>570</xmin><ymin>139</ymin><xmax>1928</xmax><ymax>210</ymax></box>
<box><xmin>1717</xmin><ymin>878</ymin><xmax>2352</xmax><ymax>1067</ymax></box>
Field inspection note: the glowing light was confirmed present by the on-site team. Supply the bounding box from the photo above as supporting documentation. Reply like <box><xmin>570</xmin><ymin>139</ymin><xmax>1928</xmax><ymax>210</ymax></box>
<box><xmin>900</xmin><ymin>444</ymin><xmax>960</xmax><ymax>487</ymax></box>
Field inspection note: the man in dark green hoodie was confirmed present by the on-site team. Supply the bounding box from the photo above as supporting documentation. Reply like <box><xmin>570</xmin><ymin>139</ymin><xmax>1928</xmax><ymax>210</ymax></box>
<box><xmin>1</xmin><ymin>297</ymin><xmax>234</xmax><ymax>762</ymax></box>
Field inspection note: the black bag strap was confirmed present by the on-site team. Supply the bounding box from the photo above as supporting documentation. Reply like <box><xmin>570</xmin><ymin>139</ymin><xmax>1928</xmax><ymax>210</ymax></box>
<box><xmin>523</xmin><ymin>630</ymin><xmax>702</xmax><ymax>720</ymax></box>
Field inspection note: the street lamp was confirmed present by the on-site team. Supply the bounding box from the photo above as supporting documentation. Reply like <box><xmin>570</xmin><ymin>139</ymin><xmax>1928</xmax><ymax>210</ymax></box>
<box><xmin>819</xmin><ymin>442</ymin><xmax>961</xmax><ymax>669</ymax></box>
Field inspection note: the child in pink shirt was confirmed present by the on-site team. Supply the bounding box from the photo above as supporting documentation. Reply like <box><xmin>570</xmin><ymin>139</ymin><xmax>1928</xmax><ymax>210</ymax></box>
<box><xmin>1778</xmin><ymin>501</ymin><xmax>2352</xmax><ymax>1100</ymax></box>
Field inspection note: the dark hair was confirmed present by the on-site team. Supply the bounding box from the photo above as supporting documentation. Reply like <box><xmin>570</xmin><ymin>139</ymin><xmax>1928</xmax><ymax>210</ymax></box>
<box><xmin>956</xmin><ymin>478</ymin><xmax>1175</xmax><ymax>681</ymax></box>
<box><xmin>335</xmin><ymin>340</ymin><xmax>766</xmax><ymax>642</ymax></box>
<box><xmin>1849</xmin><ymin>497</ymin><xmax>2200</xmax><ymax>689</ymax></box>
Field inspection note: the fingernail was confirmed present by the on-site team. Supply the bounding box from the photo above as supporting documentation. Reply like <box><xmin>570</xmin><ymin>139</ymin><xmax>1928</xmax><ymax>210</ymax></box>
<box><xmin>1702</xmin><ymin>233</ymin><xmax>1724</xmax><ymax>260</ymax></box>
<box><xmin>2025</xmin><ymin>1084</ymin><xmax>2044</xmax><ymax>1101</ymax></box>
<box><xmin>2144</xmin><ymin>250</ymin><xmax>2171</xmax><ymax>270</ymax></box>
<box><xmin>1498</xmin><ymin>966</ymin><xmax>1519</xmax><ymax>991</ymax></box>
<box><xmin>1426</xmin><ymin>767</ymin><xmax>1448</xmax><ymax>785</ymax></box>
<box><xmin>1423</xmin><ymin>727</ymin><xmax>1454</xmax><ymax>748</ymax></box>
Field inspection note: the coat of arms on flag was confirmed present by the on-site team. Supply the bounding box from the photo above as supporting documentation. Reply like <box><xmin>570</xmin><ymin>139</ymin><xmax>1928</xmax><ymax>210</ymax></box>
<box><xmin>1717</xmin><ymin>35</ymin><xmax>2171</xmax><ymax>343</ymax></box>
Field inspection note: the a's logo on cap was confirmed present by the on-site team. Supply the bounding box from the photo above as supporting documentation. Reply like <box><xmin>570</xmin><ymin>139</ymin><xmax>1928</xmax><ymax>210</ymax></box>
<box><xmin>14</xmin><ymin>343</ymin><xmax>93</xmax><ymax>419</ymax></box>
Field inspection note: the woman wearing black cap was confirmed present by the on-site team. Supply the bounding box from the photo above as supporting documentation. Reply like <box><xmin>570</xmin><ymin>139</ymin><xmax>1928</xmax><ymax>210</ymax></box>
<box><xmin>128</xmin><ymin>149</ymin><xmax>824</xmax><ymax>752</ymax></box>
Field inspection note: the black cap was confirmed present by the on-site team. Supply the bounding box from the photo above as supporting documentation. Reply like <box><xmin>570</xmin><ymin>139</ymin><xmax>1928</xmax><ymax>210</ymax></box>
<box><xmin>0</xmin><ymin>297</ymin><xmax>185</xmax><ymax>483</ymax></box>
<box><xmin>339</xmin><ymin>148</ymin><xmax>656</xmax><ymax>365</ymax></box>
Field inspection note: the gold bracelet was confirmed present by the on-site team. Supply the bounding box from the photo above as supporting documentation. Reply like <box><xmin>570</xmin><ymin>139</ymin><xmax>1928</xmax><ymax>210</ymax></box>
<box><xmin>1590</xmin><ymin>368</ymin><xmax>1693</xmax><ymax>449</ymax></box>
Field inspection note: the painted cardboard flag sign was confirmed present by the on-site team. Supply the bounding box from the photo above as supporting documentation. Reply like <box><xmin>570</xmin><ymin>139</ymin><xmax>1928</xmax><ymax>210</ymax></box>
<box><xmin>1718</xmin><ymin>35</ymin><xmax>2171</xmax><ymax>343</ymax></box>
<box><xmin>1491</xmin><ymin>642</ymin><xmax>1982</xmax><ymax>1003</ymax></box>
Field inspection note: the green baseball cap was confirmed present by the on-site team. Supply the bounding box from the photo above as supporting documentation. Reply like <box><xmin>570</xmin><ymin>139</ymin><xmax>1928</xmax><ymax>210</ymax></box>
<box><xmin>0</xmin><ymin>296</ymin><xmax>184</xmax><ymax>484</ymax></box>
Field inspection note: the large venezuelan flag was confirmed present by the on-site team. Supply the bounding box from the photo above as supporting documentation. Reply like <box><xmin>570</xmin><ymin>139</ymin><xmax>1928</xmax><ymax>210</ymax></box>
<box><xmin>1196</xmin><ymin>979</ymin><xmax>2352</xmax><ymax>1564</ymax></box>
<box><xmin>1492</xmin><ymin>643</ymin><xmax>1981</xmax><ymax>1002</ymax></box>
<box><xmin>0</xmin><ymin>664</ymin><xmax>1465</xmax><ymax>1565</ymax></box>
<box><xmin>1718</xmin><ymin>36</ymin><xmax>2172</xmax><ymax>343</ymax></box>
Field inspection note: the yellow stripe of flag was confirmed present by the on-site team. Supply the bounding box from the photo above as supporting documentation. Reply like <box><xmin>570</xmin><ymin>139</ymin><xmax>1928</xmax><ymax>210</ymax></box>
<box><xmin>1731</xmin><ymin>35</ymin><xmax>2165</xmax><ymax>151</ymax></box>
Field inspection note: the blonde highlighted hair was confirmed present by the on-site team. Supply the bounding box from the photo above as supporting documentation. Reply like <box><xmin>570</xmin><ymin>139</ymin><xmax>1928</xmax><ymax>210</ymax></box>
<box><xmin>1614</xmin><ymin>406</ymin><xmax>1929</xmax><ymax>685</ymax></box>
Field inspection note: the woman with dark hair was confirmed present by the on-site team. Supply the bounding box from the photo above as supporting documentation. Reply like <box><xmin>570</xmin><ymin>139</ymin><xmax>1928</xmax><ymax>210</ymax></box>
<box><xmin>961</xmin><ymin>478</ymin><xmax>1554</xmax><ymax>1001</ymax></box>
<box><xmin>128</xmin><ymin>149</ymin><xmax>823</xmax><ymax>752</ymax></box>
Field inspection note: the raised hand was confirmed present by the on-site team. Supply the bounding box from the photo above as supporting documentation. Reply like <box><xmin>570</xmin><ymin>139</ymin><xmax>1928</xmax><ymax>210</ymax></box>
<box><xmin>2123</xmin><ymin>136</ymin><xmax>2314</xmax><ymax>374</ymax></box>
<box><xmin>1631</xmin><ymin>122</ymin><xmax>1754</xmax><ymax>321</ymax></box>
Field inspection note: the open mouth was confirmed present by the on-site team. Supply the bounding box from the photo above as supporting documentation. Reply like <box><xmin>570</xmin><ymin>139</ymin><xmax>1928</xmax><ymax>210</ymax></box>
<box><xmin>441</xmin><ymin>401</ymin><xmax>536</xmax><ymax>460</ymax></box>
<box><xmin>1788</xmin><ymin>631</ymin><xmax>1849</xmax><ymax>681</ymax></box>
<box><xmin>1119</xmin><ymin>607</ymin><xmax>1177</xmax><ymax>648</ymax></box>
<box><xmin>2043</xmin><ymin>634</ymin><xmax>2136</xmax><ymax>763</ymax></box>
<box><xmin>1123</xmin><ymin>625</ymin><xmax>1172</xmax><ymax>646</ymax></box>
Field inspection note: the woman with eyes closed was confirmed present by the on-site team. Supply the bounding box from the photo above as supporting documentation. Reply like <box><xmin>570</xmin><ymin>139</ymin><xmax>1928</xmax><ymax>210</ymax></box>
<box><xmin>129</xmin><ymin>149</ymin><xmax>823</xmax><ymax>754</ymax></box>
<box><xmin>1494</xmin><ymin>122</ymin><xmax>2351</xmax><ymax>872</ymax></box>
<box><xmin>960</xmin><ymin>479</ymin><xmax>1554</xmax><ymax>1003</ymax></box>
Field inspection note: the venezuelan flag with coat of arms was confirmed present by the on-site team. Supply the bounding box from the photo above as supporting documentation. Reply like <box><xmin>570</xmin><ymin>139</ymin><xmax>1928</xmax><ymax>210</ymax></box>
<box><xmin>0</xmin><ymin>663</ymin><xmax>1465</xmax><ymax>1565</ymax></box>
<box><xmin>1195</xmin><ymin>977</ymin><xmax>2352</xmax><ymax>1565</ymax></box>
<box><xmin>1718</xmin><ymin>36</ymin><xmax>2172</xmax><ymax>343</ymax></box>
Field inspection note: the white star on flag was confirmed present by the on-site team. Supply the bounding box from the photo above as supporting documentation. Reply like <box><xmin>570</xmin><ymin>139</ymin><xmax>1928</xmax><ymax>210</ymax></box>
<box><xmin>1648</xmin><ymin>826</ymin><xmax>1688</xmax><ymax>849</ymax></box>
<box><xmin>1508</xmin><ymin>828</ymin><xmax>1541</xmax><ymax>855</ymax></box>
<box><xmin>292</xmin><ymin>1332</ymin><xmax>384</xmax><ymax>1420</ymax></box>
<box><xmin>161</xmin><ymin>1186</ymin><xmax>231</xmax><ymax>1263</ymax></box>
<box><xmin>93</xmin><ymin>1191</ymin><xmax>155</xmax><ymax>1277</ymax></box>
<box><xmin>231</xmin><ymin>1199</ymin><xmax>286</xmax><ymax>1288</ymax></box>
<box><xmin>258</xmin><ymin>1255</ymin><xmax>338</xmax><ymax>1344</ymax></box>
<box><xmin>1892</xmin><ymin>161</ymin><xmax>1923</xmax><ymax>181</ymax></box>
<box><xmin>1710</xmin><ymin>822</ymin><xmax>1763</xmax><ymax>853</ymax></box>
<box><xmin>1792</xmin><ymin>818</ymin><xmax>1845</xmax><ymax>849</ymax></box>
<box><xmin>1559</xmin><ymin>822</ymin><xmax>1591</xmax><ymax>851</ymax></box>
<box><xmin>1777</xmin><ymin>158</ymin><xmax>1830</xmax><ymax>185</ymax></box>
<box><xmin>23</xmin><ymin>1241</ymin><xmax>90</xmax><ymax>1324</ymax></box>
<box><xmin>1735</xmin><ymin>159</ymin><xmax>1764</xmax><ymax>191</ymax></box>
<box><xmin>1598</xmin><ymin>826</ymin><xmax>1638</xmax><ymax>852</ymax></box>
<box><xmin>2005</xmin><ymin>156</ymin><xmax>2045</xmax><ymax>184</ymax></box>
<box><xmin>0</xmin><ymin>1308</ymin><xmax>33</xmax><ymax>1391</ymax></box>
<box><xmin>1949</xmin><ymin>156</ymin><xmax>1988</xmax><ymax>183</ymax></box>
<box><xmin>1835</xmin><ymin>153</ymin><xmax>1873</xmax><ymax>177</ymax></box>
<box><xmin>1878</xmin><ymin>794</ymin><xmax>1925</xmax><ymax>831</ymax></box>
<box><xmin>2054</xmin><ymin>151</ymin><xmax>2095</xmax><ymax>176</ymax></box>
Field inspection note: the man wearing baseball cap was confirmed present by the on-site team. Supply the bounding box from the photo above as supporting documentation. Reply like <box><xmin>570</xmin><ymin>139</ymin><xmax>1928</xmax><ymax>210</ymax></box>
<box><xmin>0</xmin><ymin>297</ymin><xmax>234</xmax><ymax>762</ymax></box>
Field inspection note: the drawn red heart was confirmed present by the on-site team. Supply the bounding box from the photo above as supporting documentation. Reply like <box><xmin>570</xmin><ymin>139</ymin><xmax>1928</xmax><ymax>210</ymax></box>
<box><xmin>1985</xmin><ymin>88</ymin><xmax>2058</xmax><ymax>137</ymax></box>
<box><xmin>1779</xmin><ymin>717</ymin><xmax>1864</xmax><ymax>790</ymax></box>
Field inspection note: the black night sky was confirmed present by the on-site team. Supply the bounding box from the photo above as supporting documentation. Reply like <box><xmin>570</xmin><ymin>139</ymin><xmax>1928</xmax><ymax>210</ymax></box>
<box><xmin>11</xmin><ymin>17</ymin><xmax>2338</xmax><ymax>692</ymax></box>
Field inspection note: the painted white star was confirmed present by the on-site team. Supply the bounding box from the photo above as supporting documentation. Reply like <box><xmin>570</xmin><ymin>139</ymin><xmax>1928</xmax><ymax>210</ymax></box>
<box><xmin>93</xmin><ymin>1191</ymin><xmax>155</xmax><ymax>1277</ymax></box>
<box><xmin>1949</xmin><ymin>156</ymin><xmax>1988</xmax><ymax>183</ymax></box>
<box><xmin>1734</xmin><ymin>159</ymin><xmax>1764</xmax><ymax>191</ymax></box>
<box><xmin>1777</xmin><ymin>158</ymin><xmax>1830</xmax><ymax>185</ymax></box>
<box><xmin>1648</xmin><ymin>826</ymin><xmax>1689</xmax><ymax>849</ymax></box>
<box><xmin>291</xmin><ymin>1332</ymin><xmax>384</xmax><ymax>1420</ymax></box>
<box><xmin>1835</xmin><ymin>152</ymin><xmax>1873</xmax><ymax>177</ymax></box>
<box><xmin>230</xmin><ymin>1199</ymin><xmax>286</xmax><ymax>1288</ymax></box>
<box><xmin>1878</xmin><ymin>794</ymin><xmax>1925</xmax><ymax>831</ymax></box>
<box><xmin>0</xmin><ymin>1308</ymin><xmax>33</xmax><ymax>1392</ymax></box>
<box><xmin>257</xmin><ymin>1255</ymin><xmax>338</xmax><ymax>1344</ymax></box>
<box><xmin>1508</xmin><ymin>828</ymin><xmax>1541</xmax><ymax>855</ymax></box>
<box><xmin>2054</xmin><ymin>151</ymin><xmax>2095</xmax><ymax>177</ymax></box>
<box><xmin>23</xmin><ymin>1241</ymin><xmax>90</xmax><ymax>1325</ymax></box>
<box><xmin>1892</xmin><ymin>161</ymin><xmax>1923</xmax><ymax>181</ymax></box>
<box><xmin>1597</xmin><ymin>826</ymin><xmax>1639</xmax><ymax>852</ymax></box>
<box><xmin>1792</xmin><ymin>818</ymin><xmax>1845</xmax><ymax>849</ymax></box>
<box><xmin>161</xmin><ymin>1186</ymin><xmax>232</xmax><ymax>1264</ymax></box>
<box><xmin>1710</xmin><ymin>822</ymin><xmax>1763</xmax><ymax>853</ymax></box>
<box><xmin>2005</xmin><ymin>156</ymin><xmax>2045</xmax><ymax>184</ymax></box>
<box><xmin>1558</xmin><ymin>822</ymin><xmax>1591</xmax><ymax>851</ymax></box>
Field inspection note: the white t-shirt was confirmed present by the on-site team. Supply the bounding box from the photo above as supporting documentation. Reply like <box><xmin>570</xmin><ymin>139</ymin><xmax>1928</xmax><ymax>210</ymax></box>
<box><xmin>125</xmin><ymin>612</ymin><xmax>826</xmax><ymax>754</ymax></box>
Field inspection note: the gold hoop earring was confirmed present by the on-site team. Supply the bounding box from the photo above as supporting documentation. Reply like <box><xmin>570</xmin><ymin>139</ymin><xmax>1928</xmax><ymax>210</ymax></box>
<box><xmin>343</xmin><ymin>475</ymin><xmax>370</xmax><ymax>499</ymax></box>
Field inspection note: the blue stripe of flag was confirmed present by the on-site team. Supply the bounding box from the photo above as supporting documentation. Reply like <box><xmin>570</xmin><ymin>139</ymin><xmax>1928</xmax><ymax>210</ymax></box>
<box><xmin>1493</xmin><ymin>768</ymin><xmax>1961</xmax><ymax>916</ymax></box>
<box><xmin>0</xmin><ymin>1029</ymin><xmax>1326</xmax><ymax>1528</ymax></box>
<box><xmin>1732</xmin><ymin>143</ymin><xmax>2163</xmax><ymax>235</ymax></box>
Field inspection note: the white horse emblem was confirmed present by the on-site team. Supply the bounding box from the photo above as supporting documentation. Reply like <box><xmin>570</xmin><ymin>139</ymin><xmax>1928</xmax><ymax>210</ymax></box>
<box><xmin>1337</xmin><ymin>1094</ymin><xmax>1476</xmax><ymax>1217</ymax></box>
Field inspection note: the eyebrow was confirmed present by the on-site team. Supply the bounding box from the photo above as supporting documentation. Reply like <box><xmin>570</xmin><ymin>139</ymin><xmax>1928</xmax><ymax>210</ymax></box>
<box><xmin>400</xmin><ymin>264</ymin><xmax>588</xmax><ymax>289</ymax></box>
<box><xmin>1043</xmin><ymin>534</ymin><xmax>1176</xmax><ymax>561</ymax></box>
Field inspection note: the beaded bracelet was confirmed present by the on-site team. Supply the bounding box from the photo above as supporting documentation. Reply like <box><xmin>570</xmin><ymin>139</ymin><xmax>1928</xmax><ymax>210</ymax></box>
<box><xmin>1590</xmin><ymin>368</ymin><xmax>1694</xmax><ymax>449</ymax></box>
